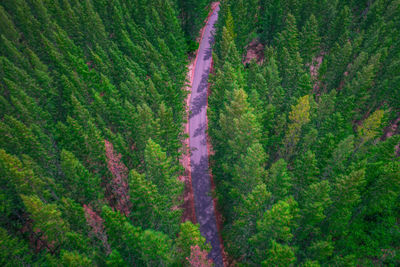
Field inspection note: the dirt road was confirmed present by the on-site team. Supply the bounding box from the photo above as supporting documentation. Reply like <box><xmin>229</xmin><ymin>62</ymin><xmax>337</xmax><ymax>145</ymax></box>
<box><xmin>189</xmin><ymin>4</ymin><xmax>223</xmax><ymax>266</ymax></box>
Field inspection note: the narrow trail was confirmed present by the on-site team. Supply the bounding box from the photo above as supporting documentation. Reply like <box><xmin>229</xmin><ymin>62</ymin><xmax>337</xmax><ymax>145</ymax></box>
<box><xmin>188</xmin><ymin>3</ymin><xmax>223</xmax><ymax>266</ymax></box>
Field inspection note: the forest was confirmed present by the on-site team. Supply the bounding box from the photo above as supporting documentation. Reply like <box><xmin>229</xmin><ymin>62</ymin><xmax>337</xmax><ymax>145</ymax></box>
<box><xmin>210</xmin><ymin>0</ymin><xmax>400</xmax><ymax>266</ymax></box>
<box><xmin>0</xmin><ymin>0</ymin><xmax>399</xmax><ymax>266</ymax></box>
<box><xmin>0</xmin><ymin>0</ymin><xmax>212</xmax><ymax>265</ymax></box>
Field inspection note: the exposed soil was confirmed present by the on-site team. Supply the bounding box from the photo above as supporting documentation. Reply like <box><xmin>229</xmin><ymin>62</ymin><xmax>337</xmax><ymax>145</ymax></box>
<box><xmin>310</xmin><ymin>53</ymin><xmax>324</xmax><ymax>93</ymax></box>
<box><xmin>381</xmin><ymin>114</ymin><xmax>400</xmax><ymax>156</ymax></box>
<box><xmin>243</xmin><ymin>38</ymin><xmax>265</xmax><ymax>65</ymax></box>
<box><xmin>382</xmin><ymin>115</ymin><xmax>400</xmax><ymax>140</ymax></box>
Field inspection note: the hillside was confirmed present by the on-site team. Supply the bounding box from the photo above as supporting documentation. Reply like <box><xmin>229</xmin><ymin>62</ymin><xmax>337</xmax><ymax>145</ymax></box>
<box><xmin>0</xmin><ymin>0</ymin><xmax>211</xmax><ymax>265</ymax></box>
<box><xmin>209</xmin><ymin>0</ymin><xmax>400</xmax><ymax>266</ymax></box>
<box><xmin>1</xmin><ymin>0</ymin><xmax>400</xmax><ymax>266</ymax></box>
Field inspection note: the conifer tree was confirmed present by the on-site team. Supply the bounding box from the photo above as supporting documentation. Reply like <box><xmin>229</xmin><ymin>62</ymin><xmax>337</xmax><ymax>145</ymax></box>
<box><xmin>227</xmin><ymin>183</ymin><xmax>272</xmax><ymax>260</ymax></box>
<box><xmin>266</xmin><ymin>159</ymin><xmax>292</xmax><ymax>202</ymax></box>
<box><xmin>101</xmin><ymin>205</ymin><xmax>141</xmax><ymax>264</ymax></box>
<box><xmin>0</xmin><ymin>227</ymin><xmax>32</xmax><ymax>266</ymax></box>
<box><xmin>177</xmin><ymin>0</ymin><xmax>209</xmax><ymax>42</ymax></box>
<box><xmin>128</xmin><ymin>169</ymin><xmax>160</xmax><ymax>230</ymax></box>
<box><xmin>300</xmin><ymin>14</ymin><xmax>320</xmax><ymax>64</ymax></box>
<box><xmin>60</xmin><ymin>250</ymin><xmax>92</xmax><ymax>266</ymax></box>
<box><xmin>139</xmin><ymin>229</ymin><xmax>174</xmax><ymax>266</ymax></box>
<box><xmin>218</xmin><ymin>88</ymin><xmax>261</xmax><ymax>168</ymax></box>
<box><xmin>175</xmin><ymin>221</ymin><xmax>211</xmax><ymax>265</ymax></box>
<box><xmin>21</xmin><ymin>194</ymin><xmax>70</xmax><ymax>253</ymax></box>
<box><xmin>250</xmin><ymin>197</ymin><xmax>299</xmax><ymax>264</ymax></box>
<box><xmin>298</xmin><ymin>180</ymin><xmax>331</xmax><ymax>241</ymax></box>
<box><xmin>260</xmin><ymin>0</ymin><xmax>284</xmax><ymax>44</ymax></box>
<box><xmin>231</xmin><ymin>142</ymin><xmax>268</xmax><ymax>197</ymax></box>
<box><xmin>276</xmin><ymin>14</ymin><xmax>304</xmax><ymax>98</ymax></box>
<box><xmin>61</xmin><ymin>149</ymin><xmax>102</xmax><ymax>204</ymax></box>
<box><xmin>143</xmin><ymin>139</ymin><xmax>183</xmax><ymax>236</ymax></box>
<box><xmin>281</xmin><ymin>95</ymin><xmax>311</xmax><ymax>158</ymax></box>
<box><xmin>326</xmin><ymin>169</ymin><xmax>366</xmax><ymax>238</ymax></box>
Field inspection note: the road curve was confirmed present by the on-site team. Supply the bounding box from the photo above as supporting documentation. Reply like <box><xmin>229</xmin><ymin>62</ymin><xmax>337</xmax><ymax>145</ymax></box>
<box><xmin>189</xmin><ymin>4</ymin><xmax>223</xmax><ymax>266</ymax></box>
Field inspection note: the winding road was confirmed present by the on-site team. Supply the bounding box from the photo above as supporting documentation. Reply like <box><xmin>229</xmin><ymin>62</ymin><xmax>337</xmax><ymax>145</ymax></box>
<box><xmin>189</xmin><ymin>4</ymin><xmax>223</xmax><ymax>266</ymax></box>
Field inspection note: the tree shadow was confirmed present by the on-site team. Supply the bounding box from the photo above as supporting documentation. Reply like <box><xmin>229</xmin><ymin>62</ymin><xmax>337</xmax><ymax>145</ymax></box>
<box><xmin>189</xmin><ymin>91</ymin><xmax>207</xmax><ymax>119</ymax></box>
<box><xmin>203</xmin><ymin>33</ymin><xmax>215</xmax><ymax>61</ymax></box>
<box><xmin>204</xmin><ymin>47</ymin><xmax>213</xmax><ymax>61</ymax></box>
<box><xmin>190</xmin><ymin>155</ymin><xmax>223</xmax><ymax>266</ymax></box>
<box><xmin>197</xmin><ymin>71</ymin><xmax>210</xmax><ymax>93</ymax></box>
<box><xmin>194</xmin><ymin>122</ymin><xmax>207</xmax><ymax>138</ymax></box>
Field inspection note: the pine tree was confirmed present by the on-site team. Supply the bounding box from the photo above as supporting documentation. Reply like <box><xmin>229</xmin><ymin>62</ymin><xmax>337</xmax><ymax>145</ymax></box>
<box><xmin>231</xmin><ymin>142</ymin><xmax>268</xmax><ymax>197</ymax></box>
<box><xmin>106</xmin><ymin>249</ymin><xmax>126</xmax><ymax>266</ymax></box>
<box><xmin>102</xmin><ymin>204</ymin><xmax>143</xmax><ymax>261</ymax></box>
<box><xmin>300</xmin><ymin>14</ymin><xmax>321</xmax><ymax>64</ymax></box>
<box><xmin>326</xmin><ymin>169</ymin><xmax>366</xmax><ymax>238</ymax></box>
<box><xmin>60</xmin><ymin>149</ymin><xmax>102</xmax><ymax>204</ymax></box>
<box><xmin>262</xmin><ymin>240</ymin><xmax>296</xmax><ymax>266</ymax></box>
<box><xmin>281</xmin><ymin>95</ymin><xmax>312</xmax><ymax>159</ymax></box>
<box><xmin>227</xmin><ymin>183</ymin><xmax>272</xmax><ymax>260</ymax></box>
<box><xmin>177</xmin><ymin>0</ymin><xmax>209</xmax><ymax>42</ymax></box>
<box><xmin>175</xmin><ymin>221</ymin><xmax>211</xmax><ymax>265</ymax></box>
<box><xmin>143</xmin><ymin>139</ymin><xmax>183</xmax><ymax>237</ymax></box>
<box><xmin>60</xmin><ymin>250</ymin><xmax>92</xmax><ymax>266</ymax></box>
<box><xmin>218</xmin><ymin>88</ymin><xmax>261</xmax><ymax>169</ymax></box>
<box><xmin>128</xmin><ymin>169</ymin><xmax>160</xmax><ymax>230</ymax></box>
<box><xmin>260</xmin><ymin>0</ymin><xmax>284</xmax><ymax>44</ymax></box>
<box><xmin>0</xmin><ymin>6</ymin><xmax>19</xmax><ymax>43</ymax></box>
<box><xmin>266</xmin><ymin>159</ymin><xmax>292</xmax><ymax>202</ymax></box>
<box><xmin>327</xmin><ymin>5</ymin><xmax>352</xmax><ymax>48</ymax></box>
<box><xmin>298</xmin><ymin>180</ymin><xmax>331</xmax><ymax>241</ymax></box>
<box><xmin>323</xmin><ymin>41</ymin><xmax>352</xmax><ymax>91</ymax></box>
<box><xmin>276</xmin><ymin>13</ymin><xmax>304</xmax><ymax>96</ymax></box>
<box><xmin>21</xmin><ymin>195</ymin><xmax>70</xmax><ymax>253</ymax></box>
<box><xmin>250</xmin><ymin>197</ymin><xmax>299</xmax><ymax>264</ymax></box>
<box><xmin>264</xmin><ymin>50</ymin><xmax>284</xmax><ymax>109</ymax></box>
<box><xmin>139</xmin><ymin>229</ymin><xmax>174</xmax><ymax>266</ymax></box>
<box><xmin>133</xmin><ymin>103</ymin><xmax>161</xmax><ymax>159</ymax></box>
<box><xmin>356</xmin><ymin>109</ymin><xmax>384</xmax><ymax>147</ymax></box>
<box><xmin>306</xmin><ymin>239</ymin><xmax>334</xmax><ymax>264</ymax></box>
<box><xmin>158</xmin><ymin>101</ymin><xmax>181</xmax><ymax>161</ymax></box>
<box><xmin>293</xmin><ymin>150</ymin><xmax>320</xmax><ymax>197</ymax></box>
<box><xmin>0</xmin><ymin>227</ymin><xmax>32</xmax><ymax>266</ymax></box>
<box><xmin>323</xmin><ymin>135</ymin><xmax>355</xmax><ymax>179</ymax></box>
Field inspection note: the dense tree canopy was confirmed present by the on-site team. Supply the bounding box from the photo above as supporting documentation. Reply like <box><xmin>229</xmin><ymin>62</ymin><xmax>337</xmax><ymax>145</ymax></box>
<box><xmin>1</xmin><ymin>0</ymin><xmax>399</xmax><ymax>266</ymax></box>
<box><xmin>0</xmin><ymin>0</ymin><xmax>212</xmax><ymax>265</ymax></box>
<box><xmin>210</xmin><ymin>0</ymin><xmax>400</xmax><ymax>266</ymax></box>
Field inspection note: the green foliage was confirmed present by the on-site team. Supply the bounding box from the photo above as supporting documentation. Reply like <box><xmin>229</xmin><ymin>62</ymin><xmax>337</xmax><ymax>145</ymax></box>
<box><xmin>1</xmin><ymin>0</ymin><xmax>400</xmax><ymax>265</ymax></box>
<box><xmin>267</xmin><ymin>159</ymin><xmax>292</xmax><ymax>202</ymax></box>
<box><xmin>60</xmin><ymin>149</ymin><xmax>102</xmax><ymax>204</ymax></box>
<box><xmin>262</xmin><ymin>240</ymin><xmax>296</xmax><ymax>267</ymax></box>
<box><xmin>300</xmin><ymin>14</ymin><xmax>321</xmax><ymax>64</ymax></box>
<box><xmin>60</xmin><ymin>250</ymin><xmax>92</xmax><ymax>267</ymax></box>
<box><xmin>210</xmin><ymin>1</ymin><xmax>400</xmax><ymax>265</ymax></box>
<box><xmin>139</xmin><ymin>229</ymin><xmax>174</xmax><ymax>266</ymax></box>
<box><xmin>178</xmin><ymin>0</ymin><xmax>209</xmax><ymax>42</ymax></box>
<box><xmin>0</xmin><ymin>0</ymin><xmax>188</xmax><ymax>264</ymax></box>
<box><xmin>250</xmin><ymin>197</ymin><xmax>299</xmax><ymax>263</ymax></box>
<box><xmin>21</xmin><ymin>194</ymin><xmax>70</xmax><ymax>252</ymax></box>
<box><xmin>175</xmin><ymin>221</ymin><xmax>211</xmax><ymax>265</ymax></box>
<box><xmin>0</xmin><ymin>227</ymin><xmax>32</xmax><ymax>266</ymax></box>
